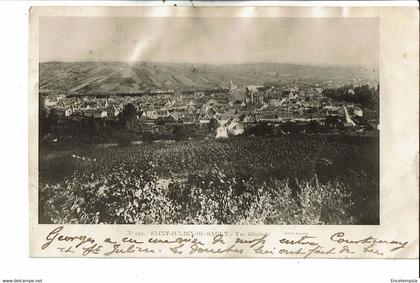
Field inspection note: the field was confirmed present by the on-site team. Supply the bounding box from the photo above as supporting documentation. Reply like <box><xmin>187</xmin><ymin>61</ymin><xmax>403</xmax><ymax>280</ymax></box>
<box><xmin>39</xmin><ymin>135</ymin><xmax>379</xmax><ymax>225</ymax></box>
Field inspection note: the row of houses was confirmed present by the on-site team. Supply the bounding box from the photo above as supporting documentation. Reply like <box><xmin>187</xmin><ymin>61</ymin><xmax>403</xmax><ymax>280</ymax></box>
<box><xmin>44</xmin><ymin>80</ymin><xmax>365</xmax><ymax>131</ymax></box>
<box><xmin>50</xmin><ymin>103</ymin><xmax>121</xmax><ymax>119</ymax></box>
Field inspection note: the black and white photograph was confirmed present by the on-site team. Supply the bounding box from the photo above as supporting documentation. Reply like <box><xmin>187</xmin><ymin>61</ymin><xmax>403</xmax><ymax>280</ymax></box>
<box><xmin>37</xmin><ymin>16</ymin><xmax>380</xmax><ymax>225</ymax></box>
<box><xmin>0</xmin><ymin>2</ymin><xmax>418</xmax><ymax>282</ymax></box>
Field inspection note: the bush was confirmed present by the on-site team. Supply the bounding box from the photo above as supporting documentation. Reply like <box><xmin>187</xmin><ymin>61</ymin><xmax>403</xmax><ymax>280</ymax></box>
<box><xmin>117</xmin><ymin>134</ymin><xmax>132</xmax><ymax>147</ymax></box>
<box><xmin>142</xmin><ymin>131</ymin><xmax>155</xmax><ymax>144</ymax></box>
<box><xmin>39</xmin><ymin>136</ymin><xmax>378</xmax><ymax>224</ymax></box>
<box><xmin>39</xmin><ymin>168</ymin><xmax>355</xmax><ymax>224</ymax></box>
<box><xmin>246</xmin><ymin>123</ymin><xmax>274</xmax><ymax>136</ymax></box>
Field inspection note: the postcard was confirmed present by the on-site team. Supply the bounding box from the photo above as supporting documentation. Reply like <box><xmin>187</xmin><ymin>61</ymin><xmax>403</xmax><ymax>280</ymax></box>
<box><xmin>28</xmin><ymin>5</ymin><xmax>419</xmax><ymax>258</ymax></box>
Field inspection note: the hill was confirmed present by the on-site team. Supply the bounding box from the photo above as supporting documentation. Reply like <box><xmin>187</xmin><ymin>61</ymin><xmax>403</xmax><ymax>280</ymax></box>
<box><xmin>39</xmin><ymin>61</ymin><xmax>378</xmax><ymax>95</ymax></box>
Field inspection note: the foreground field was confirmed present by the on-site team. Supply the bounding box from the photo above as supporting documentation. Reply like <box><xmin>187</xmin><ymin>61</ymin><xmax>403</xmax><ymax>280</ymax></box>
<box><xmin>39</xmin><ymin>135</ymin><xmax>379</xmax><ymax>224</ymax></box>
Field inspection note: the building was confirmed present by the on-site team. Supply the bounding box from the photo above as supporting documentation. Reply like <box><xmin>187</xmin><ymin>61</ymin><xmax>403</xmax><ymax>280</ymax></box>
<box><xmin>269</xmin><ymin>99</ymin><xmax>284</xmax><ymax>107</ymax></box>
<box><xmin>55</xmin><ymin>107</ymin><xmax>72</xmax><ymax>117</ymax></box>
<box><xmin>199</xmin><ymin>119</ymin><xmax>210</xmax><ymax>124</ymax></box>
<box><xmin>83</xmin><ymin>109</ymin><xmax>108</xmax><ymax>118</ymax></box>
<box><xmin>164</xmin><ymin>100</ymin><xmax>176</xmax><ymax>108</ymax></box>
<box><xmin>150</xmin><ymin>89</ymin><xmax>175</xmax><ymax>95</ymax></box>
<box><xmin>82</xmin><ymin>109</ymin><xmax>94</xmax><ymax>117</ymax></box>
<box><xmin>289</xmin><ymin>92</ymin><xmax>298</xmax><ymax>100</ymax></box>
<box><xmin>44</xmin><ymin>97</ymin><xmax>60</xmax><ymax>107</ymax></box>
<box><xmin>228</xmin><ymin>80</ymin><xmax>237</xmax><ymax>92</ymax></box>
<box><xmin>246</xmin><ymin>85</ymin><xmax>262</xmax><ymax>103</ymax></box>
<box><xmin>277</xmin><ymin>111</ymin><xmax>294</xmax><ymax>122</ymax></box>
<box><xmin>325</xmin><ymin>105</ymin><xmax>342</xmax><ymax>116</ymax></box>
<box><xmin>242</xmin><ymin>114</ymin><xmax>256</xmax><ymax>123</ymax></box>
<box><xmin>142</xmin><ymin>111</ymin><xmax>158</xmax><ymax>120</ymax></box>
<box><xmin>106</xmin><ymin>106</ymin><xmax>120</xmax><ymax>118</ymax></box>
<box><xmin>168</xmin><ymin>113</ymin><xmax>181</xmax><ymax>121</ymax></box>
<box><xmin>216</xmin><ymin>126</ymin><xmax>228</xmax><ymax>139</ymax></box>
<box><xmin>354</xmin><ymin>107</ymin><xmax>363</xmax><ymax>117</ymax></box>
<box><xmin>230</xmin><ymin>87</ymin><xmax>247</xmax><ymax>104</ymax></box>
<box><xmin>93</xmin><ymin>110</ymin><xmax>108</xmax><ymax>119</ymax></box>
<box><xmin>227</xmin><ymin>122</ymin><xmax>244</xmax><ymax>136</ymax></box>
<box><xmin>218</xmin><ymin>119</ymin><xmax>229</xmax><ymax>126</ymax></box>
<box><xmin>255</xmin><ymin>112</ymin><xmax>278</xmax><ymax>122</ymax></box>
<box><xmin>182</xmin><ymin>114</ymin><xmax>197</xmax><ymax>124</ymax></box>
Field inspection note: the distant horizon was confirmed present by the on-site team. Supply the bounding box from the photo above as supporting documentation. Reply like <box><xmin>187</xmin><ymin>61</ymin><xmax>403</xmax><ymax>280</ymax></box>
<box><xmin>39</xmin><ymin>60</ymin><xmax>377</xmax><ymax>70</ymax></box>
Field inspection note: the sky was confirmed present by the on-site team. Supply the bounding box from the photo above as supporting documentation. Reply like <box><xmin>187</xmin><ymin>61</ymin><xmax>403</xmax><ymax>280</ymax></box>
<box><xmin>40</xmin><ymin>17</ymin><xmax>379</xmax><ymax>68</ymax></box>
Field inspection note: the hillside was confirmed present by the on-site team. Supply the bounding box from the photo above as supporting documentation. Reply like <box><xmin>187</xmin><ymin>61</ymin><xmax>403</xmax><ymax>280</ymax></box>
<box><xmin>39</xmin><ymin>61</ymin><xmax>378</xmax><ymax>95</ymax></box>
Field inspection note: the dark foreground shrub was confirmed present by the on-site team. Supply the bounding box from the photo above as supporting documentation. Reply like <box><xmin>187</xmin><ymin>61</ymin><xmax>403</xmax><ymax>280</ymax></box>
<box><xmin>40</xmin><ymin>167</ymin><xmax>355</xmax><ymax>225</ymax></box>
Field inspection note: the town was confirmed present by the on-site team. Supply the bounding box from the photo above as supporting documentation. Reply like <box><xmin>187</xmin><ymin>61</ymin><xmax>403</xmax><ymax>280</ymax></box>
<box><xmin>37</xmin><ymin>16</ymin><xmax>381</xmax><ymax>227</ymax></box>
<box><xmin>39</xmin><ymin>79</ymin><xmax>379</xmax><ymax>146</ymax></box>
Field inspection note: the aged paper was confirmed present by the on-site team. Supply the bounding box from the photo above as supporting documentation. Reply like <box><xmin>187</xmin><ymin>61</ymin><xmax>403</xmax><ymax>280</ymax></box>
<box><xmin>28</xmin><ymin>5</ymin><xmax>419</xmax><ymax>258</ymax></box>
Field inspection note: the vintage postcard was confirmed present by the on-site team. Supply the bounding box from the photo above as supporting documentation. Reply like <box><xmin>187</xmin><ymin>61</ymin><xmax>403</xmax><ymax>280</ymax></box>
<box><xmin>28</xmin><ymin>5</ymin><xmax>419</xmax><ymax>258</ymax></box>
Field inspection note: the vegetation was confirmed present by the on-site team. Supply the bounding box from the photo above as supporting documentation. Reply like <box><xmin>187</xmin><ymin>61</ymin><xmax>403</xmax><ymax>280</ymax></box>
<box><xmin>39</xmin><ymin>135</ymin><xmax>379</xmax><ymax>225</ymax></box>
<box><xmin>119</xmin><ymin>103</ymin><xmax>138</xmax><ymax>129</ymax></box>
<box><xmin>322</xmin><ymin>84</ymin><xmax>379</xmax><ymax>109</ymax></box>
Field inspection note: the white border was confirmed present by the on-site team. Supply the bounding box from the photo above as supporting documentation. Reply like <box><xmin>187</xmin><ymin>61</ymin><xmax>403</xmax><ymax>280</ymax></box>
<box><xmin>0</xmin><ymin>2</ymin><xmax>418</xmax><ymax>283</ymax></box>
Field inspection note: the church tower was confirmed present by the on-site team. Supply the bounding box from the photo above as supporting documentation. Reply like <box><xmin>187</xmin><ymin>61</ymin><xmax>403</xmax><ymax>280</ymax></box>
<box><xmin>229</xmin><ymin>80</ymin><xmax>237</xmax><ymax>92</ymax></box>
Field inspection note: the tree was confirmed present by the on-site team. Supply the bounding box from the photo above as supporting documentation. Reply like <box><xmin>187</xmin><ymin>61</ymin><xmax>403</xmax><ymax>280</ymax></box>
<box><xmin>325</xmin><ymin>116</ymin><xmax>344</xmax><ymax>132</ymax></box>
<box><xmin>322</xmin><ymin>84</ymin><xmax>378</xmax><ymax>110</ymax></box>
<box><xmin>173</xmin><ymin>125</ymin><xmax>188</xmax><ymax>141</ymax></box>
<box><xmin>248</xmin><ymin>122</ymin><xmax>274</xmax><ymax>136</ymax></box>
<box><xmin>208</xmin><ymin>118</ymin><xmax>219</xmax><ymax>132</ymax></box>
<box><xmin>120</xmin><ymin>103</ymin><xmax>137</xmax><ymax>129</ymax></box>
<box><xmin>306</xmin><ymin>120</ymin><xmax>322</xmax><ymax>133</ymax></box>
<box><xmin>39</xmin><ymin>97</ymin><xmax>50</xmax><ymax>137</ymax></box>
<box><xmin>281</xmin><ymin>121</ymin><xmax>300</xmax><ymax>134</ymax></box>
